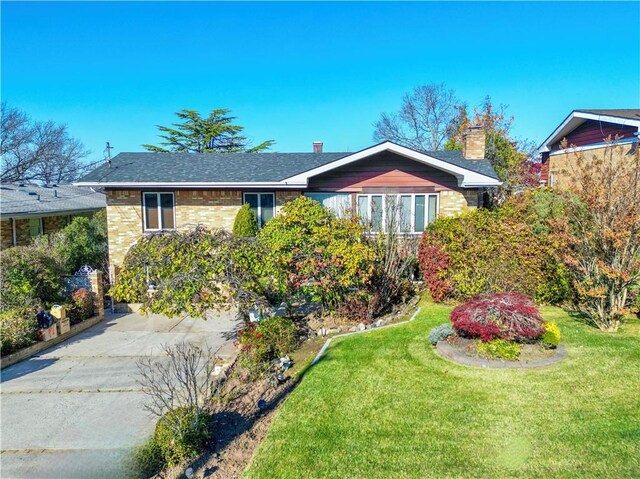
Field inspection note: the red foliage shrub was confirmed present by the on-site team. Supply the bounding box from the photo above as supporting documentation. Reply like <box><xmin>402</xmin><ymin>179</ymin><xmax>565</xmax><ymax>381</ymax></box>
<box><xmin>417</xmin><ymin>235</ymin><xmax>453</xmax><ymax>302</ymax></box>
<box><xmin>450</xmin><ymin>292</ymin><xmax>544</xmax><ymax>342</ymax></box>
<box><xmin>336</xmin><ymin>297</ymin><xmax>371</xmax><ymax>323</ymax></box>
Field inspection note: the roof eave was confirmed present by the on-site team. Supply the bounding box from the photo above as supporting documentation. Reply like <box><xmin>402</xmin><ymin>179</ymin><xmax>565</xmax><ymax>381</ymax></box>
<box><xmin>73</xmin><ymin>181</ymin><xmax>308</xmax><ymax>189</ymax></box>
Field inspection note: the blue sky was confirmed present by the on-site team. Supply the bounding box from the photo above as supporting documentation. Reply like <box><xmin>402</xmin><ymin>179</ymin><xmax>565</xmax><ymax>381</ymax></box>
<box><xmin>2</xmin><ymin>1</ymin><xmax>639</xmax><ymax>160</ymax></box>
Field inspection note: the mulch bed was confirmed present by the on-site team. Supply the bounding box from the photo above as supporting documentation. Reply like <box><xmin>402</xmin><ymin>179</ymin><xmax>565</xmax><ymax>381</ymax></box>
<box><xmin>436</xmin><ymin>336</ymin><xmax>566</xmax><ymax>369</ymax></box>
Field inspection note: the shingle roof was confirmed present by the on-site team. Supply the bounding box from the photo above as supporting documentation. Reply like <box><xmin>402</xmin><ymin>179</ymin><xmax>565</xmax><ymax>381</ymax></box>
<box><xmin>78</xmin><ymin>146</ymin><xmax>499</xmax><ymax>184</ymax></box>
<box><xmin>574</xmin><ymin>109</ymin><xmax>640</xmax><ymax>121</ymax></box>
<box><xmin>0</xmin><ymin>184</ymin><xmax>106</xmax><ymax>217</ymax></box>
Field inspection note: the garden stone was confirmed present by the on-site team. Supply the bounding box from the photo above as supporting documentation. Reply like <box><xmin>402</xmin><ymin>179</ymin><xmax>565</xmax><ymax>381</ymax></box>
<box><xmin>349</xmin><ymin>326</ymin><xmax>358</xmax><ymax>332</ymax></box>
<box><xmin>358</xmin><ymin>323</ymin><xmax>366</xmax><ymax>331</ymax></box>
<box><xmin>375</xmin><ymin>319</ymin><xmax>385</xmax><ymax>328</ymax></box>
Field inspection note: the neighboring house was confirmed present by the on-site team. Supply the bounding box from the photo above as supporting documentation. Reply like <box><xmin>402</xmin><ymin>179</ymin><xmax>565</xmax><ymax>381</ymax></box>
<box><xmin>0</xmin><ymin>184</ymin><xmax>106</xmax><ymax>249</ymax></box>
<box><xmin>538</xmin><ymin>109</ymin><xmax>640</xmax><ymax>187</ymax></box>
<box><xmin>75</xmin><ymin>127</ymin><xmax>501</xmax><ymax>271</ymax></box>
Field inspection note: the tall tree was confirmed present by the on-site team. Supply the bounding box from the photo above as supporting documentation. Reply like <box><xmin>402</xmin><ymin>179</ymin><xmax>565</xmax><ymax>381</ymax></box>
<box><xmin>143</xmin><ymin>109</ymin><xmax>274</xmax><ymax>153</ymax></box>
<box><xmin>0</xmin><ymin>103</ymin><xmax>91</xmax><ymax>184</ymax></box>
<box><xmin>373</xmin><ymin>83</ymin><xmax>461</xmax><ymax>151</ymax></box>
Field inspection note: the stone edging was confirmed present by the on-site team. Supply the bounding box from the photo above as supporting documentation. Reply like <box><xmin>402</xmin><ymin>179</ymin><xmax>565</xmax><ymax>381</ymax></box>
<box><xmin>311</xmin><ymin>307</ymin><xmax>422</xmax><ymax>366</ymax></box>
<box><xmin>435</xmin><ymin>341</ymin><xmax>567</xmax><ymax>369</ymax></box>
<box><xmin>0</xmin><ymin>315</ymin><xmax>104</xmax><ymax>370</ymax></box>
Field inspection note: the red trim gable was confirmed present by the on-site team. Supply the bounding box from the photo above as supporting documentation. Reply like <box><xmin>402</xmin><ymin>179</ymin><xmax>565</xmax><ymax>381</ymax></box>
<box><xmin>550</xmin><ymin>120</ymin><xmax>637</xmax><ymax>151</ymax></box>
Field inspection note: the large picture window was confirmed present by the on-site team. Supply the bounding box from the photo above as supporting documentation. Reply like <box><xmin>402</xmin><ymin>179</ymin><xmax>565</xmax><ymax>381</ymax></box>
<box><xmin>305</xmin><ymin>192</ymin><xmax>351</xmax><ymax>217</ymax></box>
<box><xmin>243</xmin><ymin>192</ymin><xmax>275</xmax><ymax>228</ymax></box>
<box><xmin>143</xmin><ymin>192</ymin><xmax>175</xmax><ymax>231</ymax></box>
<box><xmin>356</xmin><ymin>193</ymin><xmax>438</xmax><ymax>234</ymax></box>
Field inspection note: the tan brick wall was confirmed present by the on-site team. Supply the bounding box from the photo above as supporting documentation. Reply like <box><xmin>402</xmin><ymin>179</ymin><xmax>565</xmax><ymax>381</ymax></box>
<box><xmin>275</xmin><ymin>191</ymin><xmax>303</xmax><ymax>214</ymax></box>
<box><xmin>1</xmin><ymin>220</ymin><xmax>13</xmax><ymax>249</ymax></box>
<box><xmin>43</xmin><ymin>215</ymin><xmax>67</xmax><ymax>235</ymax></box>
<box><xmin>548</xmin><ymin>143</ymin><xmax>636</xmax><ymax>189</ymax></box>
<box><xmin>13</xmin><ymin>218</ymin><xmax>32</xmax><ymax>246</ymax></box>
<box><xmin>106</xmin><ymin>189</ymin><xmax>304</xmax><ymax>267</ymax></box>
<box><xmin>438</xmin><ymin>189</ymin><xmax>478</xmax><ymax>217</ymax></box>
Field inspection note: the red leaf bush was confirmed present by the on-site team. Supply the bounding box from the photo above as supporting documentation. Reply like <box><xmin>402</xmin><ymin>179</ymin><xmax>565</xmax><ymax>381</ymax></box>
<box><xmin>417</xmin><ymin>235</ymin><xmax>453</xmax><ymax>302</ymax></box>
<box><xmin>450</xmin><ymin>292</ymin><xmax>545</xmax><ymax>342</ymax></box>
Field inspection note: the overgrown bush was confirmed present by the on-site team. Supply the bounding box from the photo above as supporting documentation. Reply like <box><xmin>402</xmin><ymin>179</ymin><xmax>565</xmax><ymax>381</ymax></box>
<box><xmin>258</xmin><ymin>196</ymin><xmax>376</xmax><ymax>308</ymax></box>
<box><xmin>35</xmin><ymin>211</ymin><xmax>108</xmax><ymax>274</ymax></box>
<box><xmin>232</xmin><ymin>203</ymin><xmax>259</xmax><ymax>237</ymax></box>
<box><xmin>237</xmin><ymin>316</ymin><xmax>298</xmax><ymax>377</ymax></box>
<box><xmin>0</xmin><ymin>246</ymin><xmax>65</xmax><ymax>310</ymax></box>
<box><xmin>336</xmin><ymin>296</ymin><xmax>370</xmax><ymax>323</ymax></box>
<box><xmin>112</xmin><ymin>227</ymin><xmax>265</xmax><ymax>318</ymax></box>
<box><xmin>541</xmin><ymin>321</ymin><xmax>561</xmax><ymax>348</ymax></box>
<box><xmin>153</xmin><ymin>406</ymin><xmax>210</xmax><ymax>467</ymax></box>
<box><xmin>0</xmin><ymin>307</ymin><xmax>38</xmax><ymax>355</ymax></box>
<box><xmin>132</xmin><ymin>437</ymin><xmax>164</xmax><ymax>479</ymax></box>
<box><xmin>476</xmin><ymin>338</ymin><xmax>521</xmax><ymax>360</ymax></box>
<box><xmin>71</xmin><ymin>288</ymin><xmax>94</xmax><ymax>321</ymax></box>
<box><xmin>428</xmin><ymin>323</ymin><xmax>454</xmax><ymax>345</ymax></box>
<box><xmin>419</xmin><ymin>194</ymin><xmax>571</xmax><ymax>304</ymax></box>
<box><xmin>450</xmin><ymin>292</ymin><xmax>545</xmax><ymax>342</ymax></box>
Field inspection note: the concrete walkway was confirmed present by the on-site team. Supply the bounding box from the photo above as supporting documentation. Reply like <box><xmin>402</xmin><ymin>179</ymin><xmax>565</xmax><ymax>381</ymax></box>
<box><xmin>0</xmin><ymin>310</ymin><xmax>240</xmax><ymax>479</ymax></box>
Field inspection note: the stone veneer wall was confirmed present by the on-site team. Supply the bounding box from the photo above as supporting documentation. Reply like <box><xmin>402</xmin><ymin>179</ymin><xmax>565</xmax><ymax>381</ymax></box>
<box><xmin>106</xmin><ymin>189</ymin><xmax>304</xmax><ymax>267</ymax></box>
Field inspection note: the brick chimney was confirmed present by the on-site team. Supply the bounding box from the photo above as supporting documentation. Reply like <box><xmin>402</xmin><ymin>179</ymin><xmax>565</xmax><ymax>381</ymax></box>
<box><xmin>313</xmin><ymin>141</ymin><xmax>323</xmax><ymax>153</ymax></box>
<box><xmin>462</xmin><ymin>126</ymin><xmax>486</xmax><ymax>160</ymax></box>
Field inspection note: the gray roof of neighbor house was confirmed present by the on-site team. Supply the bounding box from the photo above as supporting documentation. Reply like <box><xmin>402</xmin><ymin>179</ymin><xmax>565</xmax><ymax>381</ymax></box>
<box><xmin>0</xmin><ymin>184</ymin><xmax>106</xmax><ymax>218</ymax></box>
<box><xmin>77</xmin><ymin>146</ymin><xmax>499</xmax><ymax>185</ymax></box>
<box><xmin>574</xmin><ymin>109</ymin><xmax>640</xmax><ymax>121</ymax></box>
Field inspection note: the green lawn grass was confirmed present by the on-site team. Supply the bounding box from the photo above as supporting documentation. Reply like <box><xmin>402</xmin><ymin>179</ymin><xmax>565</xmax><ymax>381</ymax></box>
<box><xmin>244</xmin><ymin>299</ymin><xmax>640</xmax><ymax>479</ymax></box>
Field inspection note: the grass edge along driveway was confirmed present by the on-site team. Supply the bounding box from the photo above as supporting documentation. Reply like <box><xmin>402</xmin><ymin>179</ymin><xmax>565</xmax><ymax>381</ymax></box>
<box><xmin>244</xmin><ymin>299</ymin><xmax>640</xmax><ymax>479</ymax></box>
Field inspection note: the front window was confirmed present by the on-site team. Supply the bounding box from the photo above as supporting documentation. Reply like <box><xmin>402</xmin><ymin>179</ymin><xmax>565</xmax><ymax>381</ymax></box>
<box><xmin>29</xmin><ymin>217</ymin><xmax>43</xmax><ymax>238</ymax></box>
<box><xmin>243</xmin><ymin>192</ymin><xmax>275</xmax><ymax>228</ymax></box>
<box><xmin>143</xmin><ymin>192</ymin><xmax>175</xmax><ymax>231</ymax></box>
<box><xmin>357</xmin><ymin>193</ymin><xmax>438</xmax><ymax>233</ymax></box>
<box><xmin>305</xmin><ymin>192</ymin><xmax>351</xmax><ymax>217</ymax></box>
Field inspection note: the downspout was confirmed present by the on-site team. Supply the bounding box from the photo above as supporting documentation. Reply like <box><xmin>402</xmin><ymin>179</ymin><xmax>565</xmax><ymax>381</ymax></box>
<box><xmin>11</xmin><ymin>218</ymin><xmax>17</xmax><ymax>246</ymax></box>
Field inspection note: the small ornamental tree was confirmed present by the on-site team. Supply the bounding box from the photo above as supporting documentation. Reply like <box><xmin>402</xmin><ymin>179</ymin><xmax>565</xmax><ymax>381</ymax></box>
<box><xmin>232</xmin><ymin>203</ymin><xmax>259</xmax><ymax>237</ymax></box>
<box><xmin>450</xmin><ymin>292</ymin><xmax>545</xmax><ymax>342</ymax></box>
<box><xmin>111</xmin><ymin>227</ymin><xmax>266</xmax><ymax>318</ymax></box>
<box><xmin>555</xmin><ymin>138</ymin><xmax>640</xmax><ymax>331</ymax></box>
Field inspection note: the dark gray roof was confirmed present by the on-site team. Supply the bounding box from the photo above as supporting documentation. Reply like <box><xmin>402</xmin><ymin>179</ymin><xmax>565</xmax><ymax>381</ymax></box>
<box><xmin>0</xmin><ymin>184</ymin><xmax>106</xmax><ymax>217</ymax></box>
<box><xmin>78</xmin><ymin>144</ymin><xmax>499</xmax><ymax>185</ymax></box>
<box><xmin>575</xmin><ymin>109</ymin><xmax>640</xmax><ymax>121</ymax></box>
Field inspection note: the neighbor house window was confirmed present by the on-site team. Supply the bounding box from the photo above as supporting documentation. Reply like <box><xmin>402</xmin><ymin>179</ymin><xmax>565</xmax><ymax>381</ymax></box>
<box><xmin>29</xmin><ymin>217</ymin><xmax>43</xmax><ymax>238</ymax></box>
<box><xmin>143</xmin><ymin>192</ymin><xmax>175</xmax><ymax>231</ymax></box>
<box><xmin>548</xmin><ymin>171</ymin><xmax>555</xmax><ymax>187</ymax></box>
<box><xmin>305</xmin><ymin>192</ymin><xmax>352</xmax><ymax>217</ymax></box>
<box><xmin>356</xmin><ymin>193</ymin><xmax>438</xmax><ymax>234</ymax></box>
<box><xmin>243</xmin><ymin>192</ymin><xmax>275</xmax><ymax>228</ymax></box>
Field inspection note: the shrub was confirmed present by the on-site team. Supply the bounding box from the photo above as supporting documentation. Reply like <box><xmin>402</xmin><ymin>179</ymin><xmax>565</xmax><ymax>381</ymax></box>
<box><xmin>541</xmin><ymin>321</ymin><xmax>561</xmax><ymax>348</ymax></box>
<box><xmin>237</xmin><ymin>316</ymin><xmax>298</xmax><ymax>377</ymax></box>
<box><xmin>233</xmin><ymin>203</ymin><xmax>259</xmax><ymax>237</ymax></box>
<box><xmin>450</xmin><ymin>292</ymin><xmax>545</xmax><ymax>342</ymax></box>
<box><xmin>258</xmin><ymin>196</ymin><xmax>376</xmax><ymax>308</ymax></box>
<box><xmin>71</xmin><ymin>288</ymin><xmax>94</xmax><ymax>321</ymax></box>
<box><xmin>418</xmin><ymin>199</ymin><xmax>571</xmax><ymax>304</ymax></box>
<box><xmin>428</xmin><ymin>323</ymin><xmax>454</xmax><ymax>345</ymax></box>
<box><xmin>34</xmin><ymin>211</ymin><xmax>108</xmax><ymax>274</ymax></box>
<box><xmin>153</xmin><ymin>406</ymin><xmax>210</xmax><ymax>467</ymax></box>
<box><xmin>0</xmin><ymin>307</ymin><xmax>38</xmax><ymax>355</ymax></box>
<box><xmin>336</xmin><ymin>296</ymin><xmax>371</xmax><ymax>323</ymax></box>
<box><xmin>418</xmin><ymin>236</ymin><xmax>453</xmax><ymax>302</ymax></box>
<box><xmin>476</xmin><ymin>339</ymin><xmax>521</xmax><ymax>360</ymax></box>
<box><xmin>0</xmin><ymin>246</ymin><xmax>65</xmax><ymax>310</ymax></box>
<box><xmin>131</xmin><ymin>437</ymin><xmax>164</xmax><ymax>479</ymax></box>
<box><xmin>111</xmin><ymin>227</ymin><xmax>265</xmax><ymax>318</ymax></box>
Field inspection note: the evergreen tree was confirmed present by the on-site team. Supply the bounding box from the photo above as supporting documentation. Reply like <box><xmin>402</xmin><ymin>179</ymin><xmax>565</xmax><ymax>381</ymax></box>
<box><xmin>143</xmin><ymin>109</ymin><xmax>274</xmax><ymax>153</ymax></box>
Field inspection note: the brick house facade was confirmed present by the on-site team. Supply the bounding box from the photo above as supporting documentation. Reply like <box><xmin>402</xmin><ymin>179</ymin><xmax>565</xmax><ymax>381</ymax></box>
<box><xmin>538</xmin><ymin>109</ymin><xmax>640</xmax><ymax>188</ymax></box>
<box><xmin>77</xmin><ymin>132</ymin><xmax>501</xmax><ymax>270</ymax></box>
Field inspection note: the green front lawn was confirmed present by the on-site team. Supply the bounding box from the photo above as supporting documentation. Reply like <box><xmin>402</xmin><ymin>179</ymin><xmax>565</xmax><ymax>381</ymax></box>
<box><xmin>244</xmin><ymin>299</ymin><xmax>640</xmax><ymax>479</ymax></box>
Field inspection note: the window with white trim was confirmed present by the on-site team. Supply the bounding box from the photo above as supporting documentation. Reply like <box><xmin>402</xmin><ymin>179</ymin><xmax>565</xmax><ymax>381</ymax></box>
<box><xmin>243</xmin><ymin>192</ymin><xmax>275</xmax><ymax>228</ymax></box>
<box><xmin>548</xmin><ymin>171</ymin><xmax>555</xmax><ymax>187</ymax></box>
<box><xmin>356</xmin><ymin>193</ymin><xmax>438</xmax><ymax>233</ymax></box>
<box><xmin>143</xmin><ymin>192</ymin><xmax>175</xmax><ymax>231</ymax></box>
<box><xmin>305</xmin><ymin>192</ymin><xmax>351</xmax><ymax>217</ymax></box>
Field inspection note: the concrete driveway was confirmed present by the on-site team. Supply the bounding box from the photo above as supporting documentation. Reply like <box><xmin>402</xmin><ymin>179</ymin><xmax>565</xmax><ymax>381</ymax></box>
<box><xmin>0</xmin><ymin>310</ymin><xmax>240</xmax><ymax>479</ymax></box>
